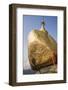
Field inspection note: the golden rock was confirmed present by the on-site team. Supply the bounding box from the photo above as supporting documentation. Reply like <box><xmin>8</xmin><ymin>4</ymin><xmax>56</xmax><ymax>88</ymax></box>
<box><xmin>28</xmin><ymin>22</ymin><xmax>57</xmax><ymax>71</ymax></box>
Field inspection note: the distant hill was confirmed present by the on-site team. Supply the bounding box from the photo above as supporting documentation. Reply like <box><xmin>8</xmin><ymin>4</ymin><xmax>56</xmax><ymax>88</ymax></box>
<box><xmin>23</xmin><ymin>69</ymin><xmax>36</xmax><ymax>74</ymax></box>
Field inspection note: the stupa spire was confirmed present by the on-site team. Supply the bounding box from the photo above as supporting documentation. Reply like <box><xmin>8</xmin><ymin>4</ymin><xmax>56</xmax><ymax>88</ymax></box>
<box><xmin>40</xmin><ymin>16</ymin><xmax>46</xmax><ymax>31</ymax></box>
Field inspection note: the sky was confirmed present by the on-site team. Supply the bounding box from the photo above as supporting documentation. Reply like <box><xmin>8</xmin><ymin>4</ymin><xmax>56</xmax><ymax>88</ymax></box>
<box><xmin>23</xmin><ymin>15</ymin><xmax>57</xmax><ymax>70</ymax></box>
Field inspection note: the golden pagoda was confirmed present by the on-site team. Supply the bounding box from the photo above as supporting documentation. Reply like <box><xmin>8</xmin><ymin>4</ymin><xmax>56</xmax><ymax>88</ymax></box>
<box><xmin>28</xmin><ymin>19</ymin><xmax>57</xmax><ymax>73</ymax></box>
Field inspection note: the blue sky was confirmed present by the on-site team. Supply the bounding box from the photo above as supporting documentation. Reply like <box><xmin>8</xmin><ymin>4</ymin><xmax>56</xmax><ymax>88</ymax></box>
<box><xmin>23</xmin><ymin>15</ymin><xmax>57</xmax><ymax>70</ymax></box>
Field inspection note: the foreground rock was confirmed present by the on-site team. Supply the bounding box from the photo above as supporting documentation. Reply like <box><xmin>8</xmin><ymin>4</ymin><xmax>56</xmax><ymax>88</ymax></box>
<box><xmin>36</xmin><ymin>64</ymin><xmax>57</xmax><ymax>74</ymax></box>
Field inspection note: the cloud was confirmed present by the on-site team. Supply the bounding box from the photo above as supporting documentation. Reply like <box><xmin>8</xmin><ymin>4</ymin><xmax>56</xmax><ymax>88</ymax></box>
<box><xmin>23</xmin><ymin>58</ymin><xmax>31</xmax><ymax>70</ymax></box>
